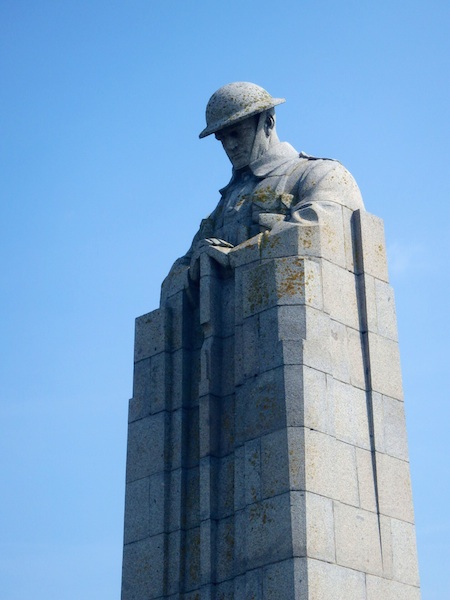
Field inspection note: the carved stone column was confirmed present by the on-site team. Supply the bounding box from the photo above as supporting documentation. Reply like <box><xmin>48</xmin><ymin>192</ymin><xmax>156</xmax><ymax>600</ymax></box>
<box><xmin>121</xmin><ymin>209</ymin><xmax>420</xmax><ymax>600</ymax></box>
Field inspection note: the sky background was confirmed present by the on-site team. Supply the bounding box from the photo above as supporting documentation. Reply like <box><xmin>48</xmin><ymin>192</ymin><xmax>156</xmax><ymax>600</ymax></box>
<box><xmin>1</xmin><ymin>1</ymin><xmax>449</xmax><ymax>598</ymax></box>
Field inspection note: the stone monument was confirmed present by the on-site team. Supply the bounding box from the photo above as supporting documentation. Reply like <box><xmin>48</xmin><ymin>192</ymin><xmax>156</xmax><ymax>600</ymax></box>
<box><xmin>121</xmin><ymin>82</ymin><xmax>421</xmax><ymax>599</ymax></box>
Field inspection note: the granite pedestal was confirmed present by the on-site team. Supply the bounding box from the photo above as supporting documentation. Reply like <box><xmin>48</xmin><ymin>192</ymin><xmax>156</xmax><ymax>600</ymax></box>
<box><xmin>121</xmin><ymin>209</ymin><xmax>420</xmax><ymax>599</ymax></box>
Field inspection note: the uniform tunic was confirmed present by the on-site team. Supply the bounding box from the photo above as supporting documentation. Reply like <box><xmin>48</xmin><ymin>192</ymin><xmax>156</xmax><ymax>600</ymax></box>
<box><xmin>189</xmin><ymin>141</ymin><xmax>364</xmax><ymax>251</ymax></box>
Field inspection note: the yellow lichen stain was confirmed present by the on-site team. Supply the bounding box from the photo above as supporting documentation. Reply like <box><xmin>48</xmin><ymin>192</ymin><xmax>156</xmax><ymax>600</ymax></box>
<box><xmin>257</xmin><ymin>392</ymin><xmax>276</xmax><ymax>414</ymax></box>
<box><xmin>249</xmin><ymin>502</ymin><xmax>274</xmax><ymax>525</ymax></box>
<box><xmin>252</xmin><ymin>185</ymin><xmax>275</xmax><ymax>204</ymax></box>
<box><xmin>322</xmin><ymin>221</ymin><xmax>337</xmax><ymax>252</ymax></box>
<box><xmin>301</xmin><ymin>227</ymin><xmax>313</xmax><ymax>249</ymax></box>
<box><xmin>277</xmin><ymin>258</ymin><xmax>306</xmax><ymax>298</ymax></box>
<box><xmin>247</xmin><ymin>268</ymin><xmax>271</xmax><ymax>313</ymax></box>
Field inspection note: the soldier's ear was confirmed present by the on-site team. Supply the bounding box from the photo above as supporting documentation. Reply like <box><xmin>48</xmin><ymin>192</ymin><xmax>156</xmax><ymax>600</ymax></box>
<box><xmin>264</xmin><ymin>114</ymin><xmax>275</xmax><ymax>135</ymax></box>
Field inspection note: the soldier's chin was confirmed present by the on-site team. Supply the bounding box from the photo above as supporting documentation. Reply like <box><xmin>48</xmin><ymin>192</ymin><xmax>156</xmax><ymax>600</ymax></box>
<box><xmin>230</xmin><ymin>155</ymin><xmax>249</xmax><ymax>169</ymax></box>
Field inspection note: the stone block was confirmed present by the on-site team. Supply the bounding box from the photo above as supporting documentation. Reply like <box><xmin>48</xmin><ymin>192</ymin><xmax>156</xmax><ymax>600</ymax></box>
<box><xmin>374</xmin><ymin>279</ymin><xmax>398</xmax><ymax>341</ymax></box>
<box><xmin>303</xmin><ymin>429</ymin><xmax>358</xmax><ymax>505</ymax></box>
<box><xmin>367</xmin><ymin>332</ymin><xmax>403</xmax><ymax>400</ymax></box>
<box><xmin>217</xmin><ymin>454</ymin><xmax>235</xmax><ymax>519</ymax></box>
<box><xmin>285</xmin><ymin>366</ymin><xmax>335</xmax><ymax>434</ymax></box>
<box><xmin>353</xmin><ymin>210</ymin><xmax>389</xmax><ymax>282</ymax></box>
<box><xmin>215</xmin><ymin>516</ymin><xmax>235</xmax><ymax>582</ymax></box>
<box><xmin>233</xmin><ymin>573</ymin><xmax>247</xmax><ymax>600</ymax></box>
<box><xmin>148</xmin><ymin>472</ymin><xmax>166</xmax><ymax>537</ymax></box>
<box><xmin>134</xmin><ymin>309</ymin><xmax>165</xmax><ymax>361</ymax></box>
<box><xmin>229</xmin><ymin>234</ymin><xmax>262</xmax><ymax>269</ymax></box>
<box><xmin>220</xmin><ymin>335</ymin><xmax>235</xmax><ymax>395</ymax></box>
<box><xmin>184</xmin><ymin>467</ymin><xmax>200</xmax><ymax>529</ymax></box>
<box><xmin>199</xmin><ymin>272</ymin><xmax>217</xmax><ymax>328</ymax></box>
<box><xmin>165</xmin><ymin>291</ymin><xmax>188</xmax><ymax>352</ymax></box>
<box><xmin>321</xmin><ymin>260</ymin><xmax>359</xmax><ymax>330</ymax></box>
<box><xmin>199</xmin><ymin>395</ymin><xmax>218</xmax><ymax>459</ymax></box>
<box><xmin>302</xmin><ymin>337</ymin><xmax>332</xmax><ymax>374</ymax></box>
<box><xmin>346</xmin><ymin>326</ymin><xmax>366</xmax><ymax>390</ymax></box>
<box><xmin>121</xmin><ymin>534</ymin><xmax>164</xmax><ymax>600</ymax></box>
<box><xmin>199</xmin><ymin>456</ymin><xmax>214</xmax><ymax>522</ymax></box>
<box><xmin>379</xmin><ymin>515</ymin><xmax>394</xmax><ymax>578</ymax></box>
<box><xmin>242</xmin><ymin>257</ymin><xmax>322</xmax><ymax>318</ymax></box>
<box><xmin>355</xmin><ymin>447</ymin><xmax>377</xmax><ymax>512</ymax></box>
<box><xmin>263</xmin><ymin>558</ymin><xmax>297</xmax><ymax>599</ymax></box>
<box><xmin>166</xmin><ymin>529</ymin><xmax>182</xmax><ymax>595</ymax></box>
<box><xmin>235</xmin><ymin>368</ymin><xmax>287</xmax><ymax>444</ymax></box>
<box><xmin>290</xmin><ymin>491</ymin><xmax>307</xmax><ymax>558</ymax></box>
<box><xmin>125</xmin><ymin>412</ymin><xmax>166</xmax><ymax>483</ymax></box>
<box><xmin>376</xmin><ymin>452</ymin><xmax>414</xmax><ymax>522</ymax></box>
<box><xmin>258</xmin><ymin>305</ymin><xmax>309</xmax><ymax>372</ymax></box>
<box><xmin>334</xmin><ymin>438</ymin><xmax>359</xmax><ymax>506</ymax></box>
<box><xmin>261</xmin><ymin>428</ymin><xmax>290</xmax><ymax>498</ymax></box>
<box><xmin>306</xmin><ymin>558</ymin><xmax>367</xmax><ymax>600</ymax></box>
<box><xmin>245</xmin><ymin>438</ymin><xmax>262</xmax><ymax>505</ymax></box>
<box><xmin>373</xmin><ymin>393</ymin><xmax>410</xmax><ymax>460</ymax></box>
<box><xmin>334</xmin><ymin>502</ymin><xmax>383</xmax><ymax>575</ymax></box>
<box><xmin>233</xmin><ymin>324</ymin><xmax>245</xmax><ymax>385</ymax></box>
<box><xmin>199</xmin><ymin>336</ymin><xmax>218</xmax><ymax>396</ymax></box>
<box><xmin>245</xmin><ymin>494</ymin><xmax>293</xmax><ymax>571</ymax></box>
<box><xmin>219</xmin><ymin>393</ymin><xmax>236</xmax><ymax>457</ymax></box>
<box><xmin>303</xmin><ymin>428</ymin><xmax>333</xmax><ymax>499</ymax></box>
<box><xmin>287</xmin><ymin>427</ymin><xmax>306</xmax><ymax>491</ymax></box>
<box><xmin>184</xmin><ymin>527</ymin><xmax>201</xmax><ymax>592</ymax></box>
<box><xmin>214</xmin><ymin>578</ymin><xmax>235</xmax><ymax>599</ymax></box>
<box><xmin>359</xmin><ymin>272</ymin><xmax>377</xmax><ymax>332</ymax></box>
<box><xmin>233</xmin><ymin>508</ymin><xmax>248</xmax><ymax>575</ymax></box>
<box><xmin>305</xmin><ymin>492</ymin><xmax>335</xmax><ymax>562</ymax></box>
<box><xmin>317</xmin><ymin>204</ymin><xmax>347</xmax><ymax>269</ymax></box>
<box><xmin>333</xmin><ymin>380</ymin><xmax>371</xmax><ymax>449</ymax></box>
<box><xmin>329</xmin><ymin>320</ymin><xmax>351</xmax><ymax>383</ymax></box>
<box><xmin>184</xmin><ymin>407</ymin><xmax>200</xmax><ymax>469</ymax></box>
<box><xmin>281</xmin><ymin>339</ymin><xmax>303</xmax><ymax>366</ymax></box>
<box><xmin>233</xmin><ymin>445</ymin><xmax>246</xmax><ymax>511</ymax></box>
<box><xmin>263</xmin><ymin>221</ymin><xmax>321</xmax><ymax>259</ymax></box>
<box><xmin>167</xmin><ymin>468</ymin><xmax>182</xmax><ymax>532</ymax></box>
<box><xmin>241</xmin><ymin>314</ymin><xmax>261</xmax><ymax>378</ymax></box>
<box><xmin>366</xmin><ymin>576</ymin><xmax>421</xmax><ymax>600</ymax></box>
<box><xmin>242</xmin><ymin>568</ymin><xmax>263</xmax><ymax>600</ymax></box>
<box><xmin>169</xmin><ymin>349</ymin><xmax>188</xmax><ymax>411</ymax></box>
<box><xmin>391</xmin><ymin>518</ymin><xmax>420</xmax><ymax>586</ymax></box>
<box><xmin>123</xmin><ymin>477</ymin><xmax>151</xmax><ymax>544</ymax></box>
<box><xmin>131</xmin><ymin>352</ymin><xmax>167</xmax><ymax>421</ymax></box>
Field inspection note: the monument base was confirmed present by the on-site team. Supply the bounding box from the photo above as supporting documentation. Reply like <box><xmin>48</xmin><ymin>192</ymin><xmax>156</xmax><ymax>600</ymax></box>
<box><xmin>121</xmin><ymin>210</ymin><xmax>420</xmax><ymax>600</ymax></box>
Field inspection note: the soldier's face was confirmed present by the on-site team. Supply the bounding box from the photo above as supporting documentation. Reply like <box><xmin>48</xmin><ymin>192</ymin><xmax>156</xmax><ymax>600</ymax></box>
<box><xmin>215</xmin><ymin>117</ymin><xmax>258</xmax><ymax>169</ymax></box>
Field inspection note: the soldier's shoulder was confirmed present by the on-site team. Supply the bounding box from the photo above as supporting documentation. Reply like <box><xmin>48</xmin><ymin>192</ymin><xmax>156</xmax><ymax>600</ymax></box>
<box><xmin>296</xmin><ymin>153</ymin><xmax>364</xmax><ymax>211</ymax></box>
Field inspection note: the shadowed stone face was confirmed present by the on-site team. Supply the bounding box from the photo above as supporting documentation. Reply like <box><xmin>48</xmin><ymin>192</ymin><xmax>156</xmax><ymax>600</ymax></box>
<box><xmin>215</xmin><ymin>116</ymin><xmax>258</xmax><ymax>169</ymax></box>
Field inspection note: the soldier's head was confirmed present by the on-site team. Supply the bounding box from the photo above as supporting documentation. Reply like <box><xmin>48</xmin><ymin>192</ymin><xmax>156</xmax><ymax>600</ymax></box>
<box><xmin>199</xmin><ymin>82</ymin><xmax>285</xmax><ymax>169</ymax></box>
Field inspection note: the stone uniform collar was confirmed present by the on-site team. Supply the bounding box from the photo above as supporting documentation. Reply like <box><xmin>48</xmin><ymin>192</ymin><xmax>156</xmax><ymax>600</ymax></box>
<box><xmin>219</xmin><ymin>142</ymin><xmax>300</xmax><ymax>196</ymax></box>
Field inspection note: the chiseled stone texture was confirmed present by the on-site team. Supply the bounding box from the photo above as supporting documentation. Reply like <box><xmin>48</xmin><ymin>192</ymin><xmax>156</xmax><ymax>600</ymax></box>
<box><xmin>121</xmin><ymin>210</ymin><xmax>420</xmax><ymax>599</ymax></box>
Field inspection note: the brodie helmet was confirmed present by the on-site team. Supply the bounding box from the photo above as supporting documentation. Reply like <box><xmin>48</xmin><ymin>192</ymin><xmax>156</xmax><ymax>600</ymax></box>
<box><xmin>199</xmin><ymin>82</ymin><xmax>285</xmax><ymax>139</ymax></box>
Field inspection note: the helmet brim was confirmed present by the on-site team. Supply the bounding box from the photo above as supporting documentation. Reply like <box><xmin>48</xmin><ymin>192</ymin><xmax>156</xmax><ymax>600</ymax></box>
<box><xmin>199</xmin><ymin>97</ymin><xmax>285</xmax><ymax>139</ymax></box>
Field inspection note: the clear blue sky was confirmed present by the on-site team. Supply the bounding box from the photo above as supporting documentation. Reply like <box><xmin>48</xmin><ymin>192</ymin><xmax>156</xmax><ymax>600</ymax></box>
<box><xmin>1</xmin><ymin>1</ymin><xmax>449</xmax><ymax>598</ymax></box>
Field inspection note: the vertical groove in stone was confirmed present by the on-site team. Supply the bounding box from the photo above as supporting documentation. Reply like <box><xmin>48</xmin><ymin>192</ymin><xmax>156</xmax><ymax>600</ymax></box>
<box><xmin>352</xmin><ymin>210</ymin><xmax>383</xmax><ymax>556</ymax></box>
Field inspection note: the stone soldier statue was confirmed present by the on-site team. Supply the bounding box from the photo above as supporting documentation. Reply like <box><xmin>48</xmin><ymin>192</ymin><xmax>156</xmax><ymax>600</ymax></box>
<box><xmin>180</xmin><ymin>81</ymin><xmax>364</xmax><ymax>279</ymax></box>
<box><xmin>122</xmin><ymin>81</ymin><xmax>421</xmax><ymax>600</ymax></box>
